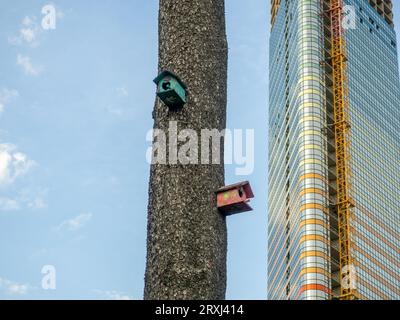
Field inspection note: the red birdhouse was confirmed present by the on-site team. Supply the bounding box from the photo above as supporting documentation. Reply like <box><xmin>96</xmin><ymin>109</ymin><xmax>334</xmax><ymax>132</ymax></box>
<box><xmin>216</xmin><ymin>181</ymin><xmax>254</xmax><ymax>216</ymax></box>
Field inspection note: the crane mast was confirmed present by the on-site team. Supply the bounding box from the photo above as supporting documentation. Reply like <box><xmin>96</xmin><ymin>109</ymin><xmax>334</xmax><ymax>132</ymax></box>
<box><xmin>329</xmin><ymin>0</ymin><xmax>358</xmax><ymax>300</ymax></box>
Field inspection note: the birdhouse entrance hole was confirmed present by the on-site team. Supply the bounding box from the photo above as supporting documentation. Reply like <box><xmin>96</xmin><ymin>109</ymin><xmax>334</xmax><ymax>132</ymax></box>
<box><xmin>162</xmin><ymin>79</ymin><xmax>171</xmax><ymax>90</ymax></box>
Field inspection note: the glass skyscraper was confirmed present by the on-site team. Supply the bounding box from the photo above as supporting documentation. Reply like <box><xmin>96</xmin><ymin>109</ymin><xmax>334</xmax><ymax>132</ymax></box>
<box><xmin>268</xmin><ymin>0</ymin><xmax>399</xmax><ymax>299</ymax></box>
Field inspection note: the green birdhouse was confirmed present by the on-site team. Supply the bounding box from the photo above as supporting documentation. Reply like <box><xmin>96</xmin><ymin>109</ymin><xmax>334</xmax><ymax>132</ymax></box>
<box><xmin>153</xmin><ymin>70</ymin><xmax>187</xmax><ymax>109</ymax></box>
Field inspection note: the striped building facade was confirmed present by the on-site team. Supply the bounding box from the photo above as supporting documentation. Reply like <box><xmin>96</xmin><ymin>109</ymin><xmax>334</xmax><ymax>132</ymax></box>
<box><xmin>268</xmin><ymin>0</ymin><xmax>400</xmax><ymax>299</ymax></box>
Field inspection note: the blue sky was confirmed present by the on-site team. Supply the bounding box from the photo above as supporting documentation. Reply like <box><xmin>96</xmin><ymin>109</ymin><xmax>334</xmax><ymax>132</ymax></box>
<box><xmin>0</xmin><ymin>1</ymin><xmax>399</xmax><ymax>300</ymax></box>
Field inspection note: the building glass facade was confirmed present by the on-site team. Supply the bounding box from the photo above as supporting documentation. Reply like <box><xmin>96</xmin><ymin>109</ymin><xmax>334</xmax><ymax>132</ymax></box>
<box><xmin>268</xmin><ymin>0</ymin><xmax>400</xmax><ymax>300</ymax></box>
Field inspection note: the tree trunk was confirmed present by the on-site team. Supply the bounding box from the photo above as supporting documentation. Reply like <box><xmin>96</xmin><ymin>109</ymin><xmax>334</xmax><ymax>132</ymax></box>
<box><xmin>144</xmin><ymin>0</ymin><xmax>228</xmax><ymax>300</ymax></box>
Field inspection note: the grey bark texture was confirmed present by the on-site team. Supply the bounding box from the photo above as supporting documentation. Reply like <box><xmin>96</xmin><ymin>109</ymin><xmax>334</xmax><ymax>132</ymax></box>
<box><xmin>144</xmin><ymin>0</ymin><xmax>228</xmax><ymax>300</ymax></box>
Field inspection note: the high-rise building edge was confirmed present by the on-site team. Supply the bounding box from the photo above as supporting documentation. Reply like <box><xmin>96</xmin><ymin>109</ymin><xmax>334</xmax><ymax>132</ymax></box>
<box><xmin>268</xmin><ymin>0</ymin><xmax>400</xmax><ymax>299</ymax></box>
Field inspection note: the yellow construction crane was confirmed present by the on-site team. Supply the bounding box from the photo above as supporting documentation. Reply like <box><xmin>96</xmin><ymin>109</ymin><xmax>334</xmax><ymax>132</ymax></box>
<box><xmin>329</xmin><ymin>0</ymin><xmax>358</xmax><ymax>300</ymax></box>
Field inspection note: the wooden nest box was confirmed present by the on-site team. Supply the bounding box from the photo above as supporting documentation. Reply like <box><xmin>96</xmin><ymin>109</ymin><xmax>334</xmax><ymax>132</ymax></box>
<box><xmin>153</xmin><ymin>70</ymin><xmax>187</xmax><ymax>110</ymax></box>
<box><xmin>216</xmin><ymin>181</ymin><xmax>254</xmax><ymax>216</ymax></box>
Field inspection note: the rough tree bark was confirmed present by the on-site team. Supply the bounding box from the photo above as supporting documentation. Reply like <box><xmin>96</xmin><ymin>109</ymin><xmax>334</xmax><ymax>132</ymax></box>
<box><xmin>144</xmin><ymin>0</ymin><xmax>228</xmax><ymax>300</ymax></box>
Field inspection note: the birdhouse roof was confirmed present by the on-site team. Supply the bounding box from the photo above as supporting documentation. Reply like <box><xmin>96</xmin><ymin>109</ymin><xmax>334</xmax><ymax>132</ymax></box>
<box><xmin>153</xmin><ymin>70</ymin><xmax>187</xmax><ymax>89</ymax></box>
<box><xmin>216</xmin><ymin>181</ymin><xmax>254</xmax><ymax>198</ymax></box>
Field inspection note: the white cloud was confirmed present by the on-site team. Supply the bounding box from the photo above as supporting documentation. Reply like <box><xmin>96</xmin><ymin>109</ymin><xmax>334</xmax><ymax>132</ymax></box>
<box><xmin>19</xmin><ymin>187</ymin><xmax>48</xmax><ymax>210</ymax></box>
<box><xmin>93</xmin><ymin>289</ymin><xmax>134</xmax><ymax>300</ymax></box>
<box><xmin>20</xmin><ymin>16</ymin><xmax>37</xmax><ymax>43</ymax></box>
<box><xmin>0</xmin><ymin>197</ymin><xmax>20</xmax><ymax>211</ymax></box>
<box><xmin>28</xmin><ymin>196</ymin><xmax>47</xmax><ymax>209</ymax></box>
<box><xmin>56</xmin><ymin>213</ymin><xmax>93</xmax><ymax>232</ymax></box>
<box><xmin>9</xmin><ymin>9</ymin><xmax>65</xmax><ymax>47</ymax></box>
<box><xmin>0</xmin><ymin>188</ymin><xmax>48</xmax><ymax>212</ymax></box>
<box><xmin>0</xmin><ymin>145</ymin><xmax>43</xmax><ymax>213</ymax></box>
<box><xmin>0</xmin><ymin>277</ymin><xmax>29</xmax><ymax>296</ymax></box>
<box><xmin>20</xmin><ymin>28</ymin><xmax>36</xmax><ymax>43</ymax></box>
<box><xmin>0</xmin><ymin>88</ymin><xmax>19</xmax><ymax>115</ymax></box>
<box><xmin>8</xmin><ymin>16</ymin><xmax>40</xmax><ymax>47</ymax></box>
<box><xmin>17</xmin><ymin>54</ymin><xmax>41</xmax><ymax>76</ymax></box>
<box><xmin>0</xmin><ymin>144</ymin><xmax>35</xmax><ymax>186</ymax></box>
<box><xmin>7</xmin><ymin>283</ymin><xmax>28</xmax><ymax>295</ymax></box>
